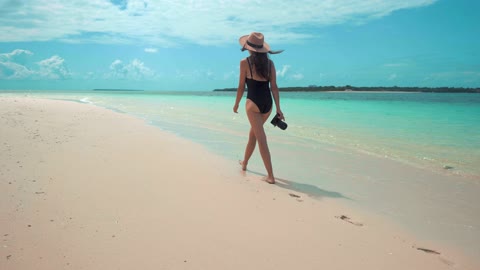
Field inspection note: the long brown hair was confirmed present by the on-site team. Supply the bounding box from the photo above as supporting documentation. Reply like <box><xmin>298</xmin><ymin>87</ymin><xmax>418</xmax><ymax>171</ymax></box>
<box><xmin>250</xmin><ymin>52</ymin><xmax>270</xmax><ymax>80</ymax></box>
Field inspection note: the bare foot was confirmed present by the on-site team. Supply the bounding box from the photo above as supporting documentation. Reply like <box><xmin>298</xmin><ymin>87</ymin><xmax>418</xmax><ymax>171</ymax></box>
<box><xmin>264</xmin><ymin>176</ymin><xmax>275</xmax><ymax>184</ymax></box>
<box><xmin>238</xmin><ymin>160</ymin><xmax>247</xmax><ymax>171</ymax></box>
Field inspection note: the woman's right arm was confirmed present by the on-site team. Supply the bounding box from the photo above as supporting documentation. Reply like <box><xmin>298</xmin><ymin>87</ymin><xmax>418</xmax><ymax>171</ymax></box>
<box><xmin>233</xmin><ymin>59</ymin><xmax>246</xmax><ymax>113</ymax></box>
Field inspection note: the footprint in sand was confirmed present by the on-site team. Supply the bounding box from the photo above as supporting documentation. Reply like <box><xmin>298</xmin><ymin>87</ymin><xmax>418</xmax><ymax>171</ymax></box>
<box><xmin>335</xmin><ymin>215</ymin><xmax>363</xmax><ymax>226</ymax></box>
<box><xmin>289</xmin><ymin>193</ymin><xmax>300</xmax><ymax>198</ymax></box>
<box><xmin>416</xmin><ymin>247</ymin><xmax>440</xmax><ymax>255</ymax></box>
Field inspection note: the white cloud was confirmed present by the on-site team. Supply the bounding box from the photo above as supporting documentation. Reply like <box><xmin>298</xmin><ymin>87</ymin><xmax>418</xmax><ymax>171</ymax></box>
<box><xmin>0</xmin><ymin>49</ymin><xmax>35</xmax><ymax>79</ymax></box>
<box><xmin>276</xmin><ymin>65</ymin><xmax>304</xmax><ymax>80</ymax></box>
<box><xmin>206</xmin><ymin>70</ymin><xmax>214</xmax><ymax>80</ymax></box>
<box><xmin>0</xmin><ymin>49</ymin><xmax>70</xmax><ymax>80</ymax></box>
<box><xmin>0</xmin><ymin>61</ymin><xmax>34</xmax><ymax>79</ymax></box>
<box><xmin>0</xmin><ymin>0</ymin><xmax>438</xmax><ymax>46</ymax></box>
<box><xmin>277</xmin><ymin>65</ymin><xmax>290</xmax><ymax>77</ymax></box>
<box><xmin>107</xmin><ymin>58</ymin><xmax>155</xmax><ymax>80</ymax></box>
<box><xmin>223</xmin><ymin>70</ymin><xmax>236</xmax><ymax>80</ymax></box>
<box><xmin>292</xmin><ymin>73</ymin><xmax>304</xmax><ymax>80</ymax></box>
<box><xmin>144</xmin><ymin>48</ymin><xmax>158</xmax><ymax>53</ymax></box>
<box><xmin>37</xmin><ymin>55</ymin><xmax>71</xmax><ymax>79</ymax></box>
<box><xmin>388</xmin><ymin>73</ymin><xmax>398</xmax><ymax>80</ymax></box>
<box><xmin>0</xmin><ymin>49</ymin><xmax>33</xmax><ymax>63</ymax></box>
<box><xmin>84</xmin><ymin>71</ymin><xmax>96</xmax><ymax>80</ymax></box>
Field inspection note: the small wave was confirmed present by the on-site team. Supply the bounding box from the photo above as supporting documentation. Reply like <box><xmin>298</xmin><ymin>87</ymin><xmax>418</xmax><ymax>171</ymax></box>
<box><xmin>79</xmin><ymin>97</ymin><xmax>93</xmax><ymax>104</ymax></box>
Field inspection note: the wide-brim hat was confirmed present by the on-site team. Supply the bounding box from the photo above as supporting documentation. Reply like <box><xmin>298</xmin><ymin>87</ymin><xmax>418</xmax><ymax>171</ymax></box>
<box><xmin>239</xmin><ymin>32</ymin><xmax>284</xmax><ymax>54</ymax></box>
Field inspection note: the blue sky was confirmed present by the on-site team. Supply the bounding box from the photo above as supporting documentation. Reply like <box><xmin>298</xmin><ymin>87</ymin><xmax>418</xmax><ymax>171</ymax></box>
<box><xmin>0</xmin><ymin>0</ymin><xmax>479</xmax><ymax>91</ymax></box>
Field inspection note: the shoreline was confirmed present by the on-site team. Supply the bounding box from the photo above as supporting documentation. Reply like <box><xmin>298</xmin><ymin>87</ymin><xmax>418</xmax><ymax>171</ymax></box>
<box><xmin>212</xmin><ymin>87</ymin><xmax>480</xmax><ymax>93</ymax></box>
<box><xmin>1</xmin><ymin>96</ymin><xmax>478</xmax><ymax>269</ymax></box>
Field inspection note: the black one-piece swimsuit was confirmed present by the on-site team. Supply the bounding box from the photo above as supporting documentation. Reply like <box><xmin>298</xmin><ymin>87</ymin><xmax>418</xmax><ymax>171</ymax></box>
<box><xmin>245</xmin><ymin>58</ymin><xmax>272</xmax><ymax>114</ymax></box>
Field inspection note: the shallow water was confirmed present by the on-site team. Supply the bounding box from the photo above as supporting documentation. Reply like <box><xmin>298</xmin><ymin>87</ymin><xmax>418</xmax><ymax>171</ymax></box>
<box><xmin>5</xmin><ymin>90</ymin><xmax>479</xmax><ymax>178</ymax></box>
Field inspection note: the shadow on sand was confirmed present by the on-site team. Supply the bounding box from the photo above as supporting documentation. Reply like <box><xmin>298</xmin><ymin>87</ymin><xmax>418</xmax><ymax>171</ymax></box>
<box><xmin>246</xmin><ymin>170</ymin><xmax>349</xmax><ymax>200</ymax></box>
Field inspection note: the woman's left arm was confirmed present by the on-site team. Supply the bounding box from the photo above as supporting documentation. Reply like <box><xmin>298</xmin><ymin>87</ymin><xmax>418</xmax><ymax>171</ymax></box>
<box><xmin>270</xmin><ymin>61</ymin><xmax>284</xmax><ymax>120</ymax></box>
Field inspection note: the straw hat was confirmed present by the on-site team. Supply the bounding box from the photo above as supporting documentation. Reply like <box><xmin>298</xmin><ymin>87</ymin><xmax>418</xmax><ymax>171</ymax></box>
<box><xmin>239</xmin><ymin>32</ymin><xmax>283</xmax><ymax>54</ymax></box>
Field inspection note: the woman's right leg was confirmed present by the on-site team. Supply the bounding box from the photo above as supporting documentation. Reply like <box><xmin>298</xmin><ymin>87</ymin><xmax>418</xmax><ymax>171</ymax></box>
<box><xmin>241</xmin><ymin>128</ymin><xmax>256</xmax><ymax>171</ymax></box>
<box><xmin>246</xmin><ymin>108</ymin><xmax>275</xmax><ymax>184</ymax></box>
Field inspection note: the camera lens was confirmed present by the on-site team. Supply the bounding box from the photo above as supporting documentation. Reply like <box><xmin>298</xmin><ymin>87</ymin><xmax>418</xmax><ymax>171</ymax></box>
<box><xmin>278</xmin><ymin>121</ymin><xmax>287</xmax><ymax>130</ymax></box>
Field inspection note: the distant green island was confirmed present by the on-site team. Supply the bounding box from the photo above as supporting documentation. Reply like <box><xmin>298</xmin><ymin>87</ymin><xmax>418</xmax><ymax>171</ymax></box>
<box><xmin>213</xmin><ymin>85</ymin><xmax>480</xmax><ymax>93</ymax></box>
<box><xmin>93</xmin><ymin>89</ymin><xmax>144</xmax><ymax>91</ymax></box>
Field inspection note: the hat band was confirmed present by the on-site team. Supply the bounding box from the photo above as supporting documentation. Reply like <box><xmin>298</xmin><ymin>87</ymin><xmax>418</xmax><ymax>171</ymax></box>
<box><xmin>246</xmin><ymin>40</ymin><xmax>263</xmax><ymax>49</ymax></box>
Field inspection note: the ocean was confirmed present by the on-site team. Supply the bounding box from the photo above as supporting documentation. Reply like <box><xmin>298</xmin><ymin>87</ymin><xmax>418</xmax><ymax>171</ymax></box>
<box><xmin>4</xmin><ymin>90</ymin><xmax>479</xmax><ymax>178</ymax></box>
<box><xmin>2</xmin><ymin>89</ymin><xmax>480</xmax><ymax>256</ymax></box>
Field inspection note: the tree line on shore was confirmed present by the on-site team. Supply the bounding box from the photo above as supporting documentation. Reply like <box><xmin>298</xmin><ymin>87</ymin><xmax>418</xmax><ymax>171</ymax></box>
<box><xmin>213</xmin><ymin>85</ymin><xmax>480</xmax><ymax>93</ymax></box>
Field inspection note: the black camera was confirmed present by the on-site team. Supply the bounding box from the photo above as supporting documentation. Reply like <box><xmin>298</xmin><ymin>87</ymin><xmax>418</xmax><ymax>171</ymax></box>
<box><xmin>270</xmin><ymin>113</ymin><xmax>287</xmax><ymax>130</ymax></box>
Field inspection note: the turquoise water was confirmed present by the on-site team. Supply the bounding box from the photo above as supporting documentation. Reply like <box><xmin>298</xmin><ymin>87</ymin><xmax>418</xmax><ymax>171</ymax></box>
<box><xmin>4</xmin><ymin>90</ymin><xmax>479</xmax><ymax>179</ymax></box>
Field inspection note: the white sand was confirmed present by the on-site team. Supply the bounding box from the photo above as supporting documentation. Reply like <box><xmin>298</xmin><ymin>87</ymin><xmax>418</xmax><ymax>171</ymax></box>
<box><xmin>1</xmin><ymin>97</ymin><xmax>477</xmax><ymax>269</ymax></box>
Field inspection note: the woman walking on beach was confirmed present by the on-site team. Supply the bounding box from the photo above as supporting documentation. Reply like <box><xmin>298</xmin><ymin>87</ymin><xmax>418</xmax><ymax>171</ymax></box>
<box><xmin>233</xmin><ymin>32</ymin><xmax>284</xmax><ymax>184</ymax></box>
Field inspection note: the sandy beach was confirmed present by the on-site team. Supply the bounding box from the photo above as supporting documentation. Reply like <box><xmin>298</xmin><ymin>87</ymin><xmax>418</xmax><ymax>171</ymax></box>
<box><xmin>1</xmin><ymin>97</ymin><xmax>477</xmax><ymax>270</ymax></box>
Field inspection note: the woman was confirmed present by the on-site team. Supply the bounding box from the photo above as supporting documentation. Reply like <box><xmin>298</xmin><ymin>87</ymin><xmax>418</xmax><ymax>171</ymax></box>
<box><xmin>233</xmin><ymin>32</ymin><xmax>284</xmax><ymax>184</ymax></box>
